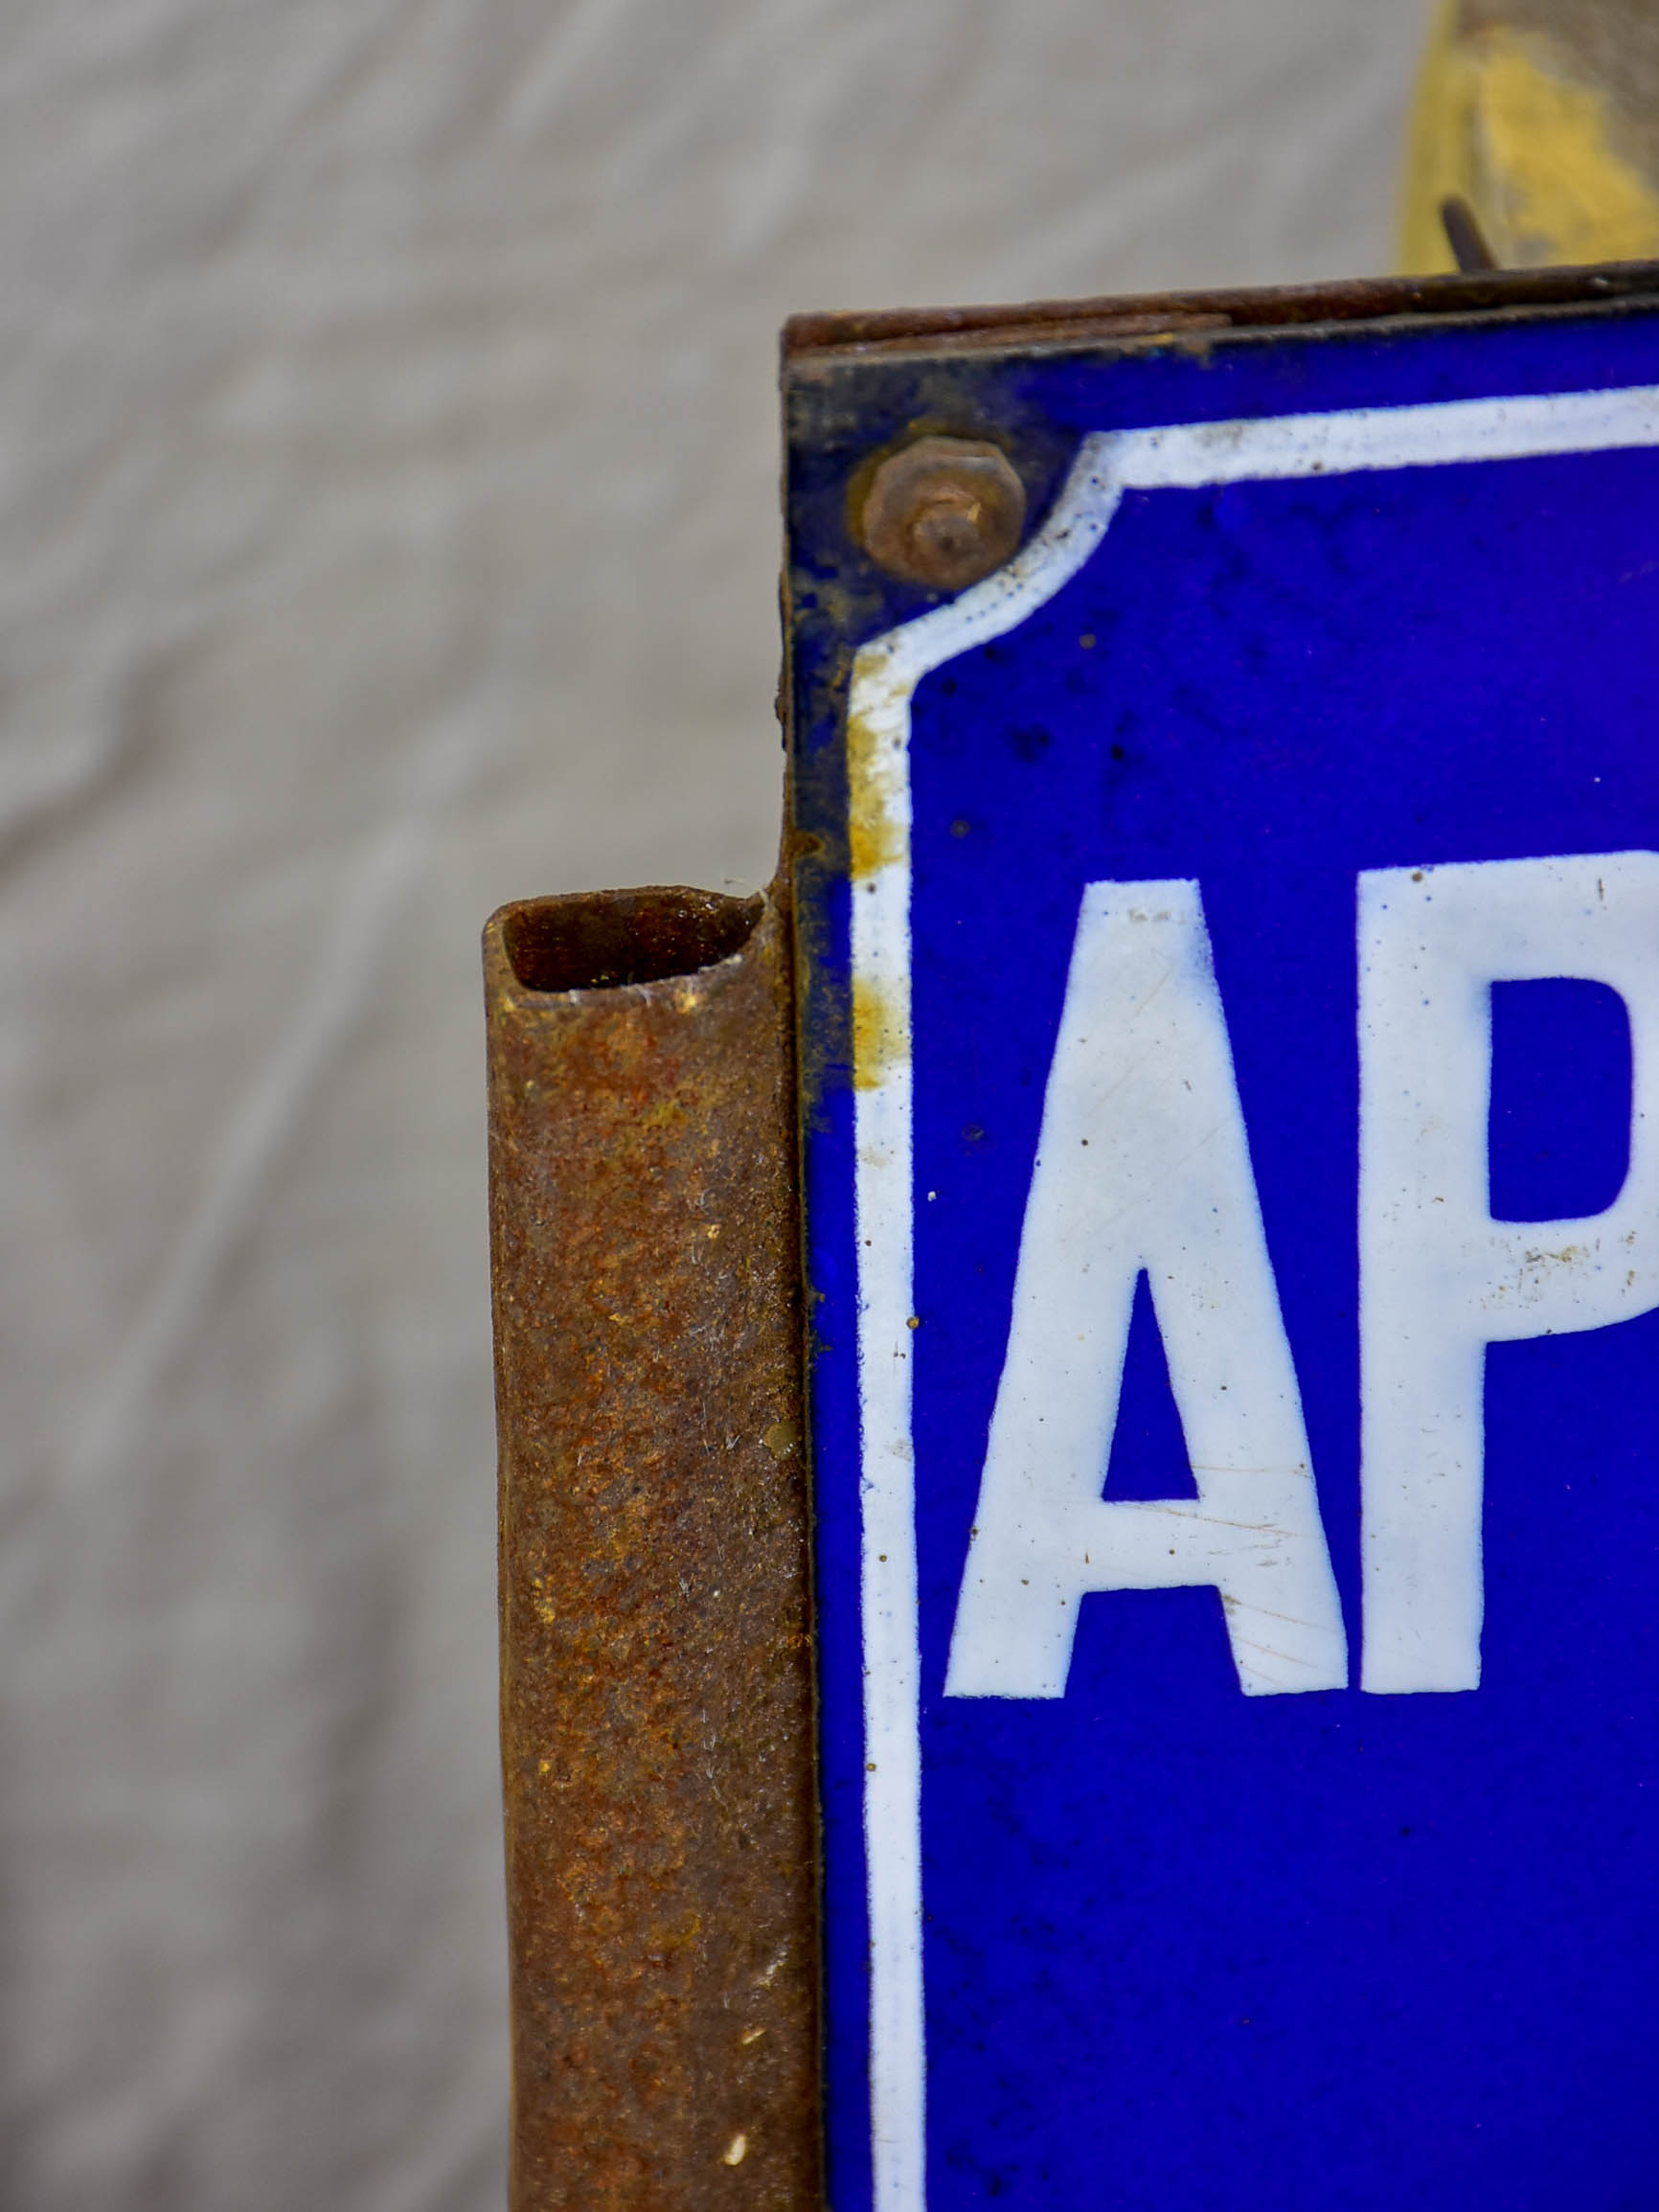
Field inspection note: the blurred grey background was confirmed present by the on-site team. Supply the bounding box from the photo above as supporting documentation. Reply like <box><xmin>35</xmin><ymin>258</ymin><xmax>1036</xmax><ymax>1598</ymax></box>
<box><xmin>0</xmin><ymin>2</ymin><xmax>1432</xmax><ymax>2203</ymax></box>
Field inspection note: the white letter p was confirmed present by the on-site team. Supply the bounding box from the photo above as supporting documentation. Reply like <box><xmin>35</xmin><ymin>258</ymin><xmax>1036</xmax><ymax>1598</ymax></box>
<box><xmin>1359</xmin><ymin>852</ymin><xmax>1659</xmax><ymax>1693</ymax></box>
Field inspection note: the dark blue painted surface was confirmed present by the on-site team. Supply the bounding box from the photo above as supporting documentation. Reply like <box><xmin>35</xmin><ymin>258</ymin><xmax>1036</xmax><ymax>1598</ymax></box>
<box><xmin>788</xmin><ymin>304</ymin><xmax>1659</xmax><ymax>2211</ymax></box>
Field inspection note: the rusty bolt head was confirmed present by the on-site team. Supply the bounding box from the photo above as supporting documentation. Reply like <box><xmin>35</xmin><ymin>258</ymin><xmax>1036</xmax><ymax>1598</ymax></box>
<box><xmin>858</xmin><ymin>436</ymin><xmax>1027</xmax><ymax>592</ymax></box>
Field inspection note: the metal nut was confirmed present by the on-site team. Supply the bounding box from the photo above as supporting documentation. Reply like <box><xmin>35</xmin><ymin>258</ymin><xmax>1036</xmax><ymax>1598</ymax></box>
<box><xmin>858</xmin><ymin>436</ymin><xmax>1027</xmax><ymax>591</ymax></box>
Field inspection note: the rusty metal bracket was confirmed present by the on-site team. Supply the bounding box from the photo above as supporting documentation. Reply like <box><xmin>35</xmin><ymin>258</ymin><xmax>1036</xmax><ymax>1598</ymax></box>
<box><xmin>486</xmin><ymin>883</ymin><xmax>819</xmax><ymax>2210</ymax></box>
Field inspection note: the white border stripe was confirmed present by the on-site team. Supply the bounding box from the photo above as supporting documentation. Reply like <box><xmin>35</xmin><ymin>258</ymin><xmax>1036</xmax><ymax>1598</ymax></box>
<box><xmin>844</xmin><ymin>381</ymin><xmax>1659</xmax><ymax>2212</ymax></box>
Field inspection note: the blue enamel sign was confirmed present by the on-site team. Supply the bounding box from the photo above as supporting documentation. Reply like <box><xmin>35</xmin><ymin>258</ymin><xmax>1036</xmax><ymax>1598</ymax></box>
<box><xmin>785</xmin><ymin>276</ymin><xmax>1659</xmax><ymax>2211</ymax></box>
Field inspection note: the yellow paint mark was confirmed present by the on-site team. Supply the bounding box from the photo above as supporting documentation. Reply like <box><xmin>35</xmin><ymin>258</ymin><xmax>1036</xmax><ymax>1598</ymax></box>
<box><xmin>847</xmin><ymin>643</ymin><xmax>915</xmax><ymax>1093</ymax></box>
<box><xmin>846</xmin><ymin>704</ymin><xmax>906</xmax><ymax>881</ymax></box>
<box><xmin>852</xmin><ymin>972</ymin><xmax>905</xmax><ymax>1092</ymax></box>
<box><xmin>739</xmin><ymin>2024</ymin><xmax>767</xmax><ymax>2045</ymax></box>
<box><xmin>721</xmin><ymin>2132</ymin><xmax>748</xmax><ymax>2166</ymax></box>
<box><xmin>1400</xmin><ymin>11</ymin><xmax>1659</xmax><ymax>272</ymax></box>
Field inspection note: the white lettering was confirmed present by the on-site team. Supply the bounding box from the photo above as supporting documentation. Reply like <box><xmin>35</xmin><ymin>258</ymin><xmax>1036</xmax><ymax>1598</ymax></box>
<box><xmin>1358</xmin><ymin>853</ymin><xmax>1659</xmax><ymax>1692</ymax></box>
<box><xmin>946</xmin><ymin>879</ymin><xmax>1348</xmax><ymax>1699</ymax></box>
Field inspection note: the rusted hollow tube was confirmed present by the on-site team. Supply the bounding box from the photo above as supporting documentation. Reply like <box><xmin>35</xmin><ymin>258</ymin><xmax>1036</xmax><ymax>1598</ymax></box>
<box><xmin>485</xmin><ymin>882</ymin><xmax>818</xmax><ymax>2211</ymax></box>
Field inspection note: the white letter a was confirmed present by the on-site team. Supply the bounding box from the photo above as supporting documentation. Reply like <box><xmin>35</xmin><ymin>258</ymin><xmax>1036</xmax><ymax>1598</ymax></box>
<box><xmin>946</xmin><ymin>879</ymin><xmax>1347</xmax><ymax>1699</ymax></box>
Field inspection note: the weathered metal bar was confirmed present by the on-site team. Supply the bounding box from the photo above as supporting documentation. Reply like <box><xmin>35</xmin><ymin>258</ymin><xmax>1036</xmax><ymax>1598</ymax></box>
<box><xmin>485</xmin><ymin>882</ymin><xmax>818</xmax><ymax>2211</ymax></box>
<box><xmin>780</xmin><ymin>258</ymin><xmax>1659</xmax><ymax>358</ymax></box>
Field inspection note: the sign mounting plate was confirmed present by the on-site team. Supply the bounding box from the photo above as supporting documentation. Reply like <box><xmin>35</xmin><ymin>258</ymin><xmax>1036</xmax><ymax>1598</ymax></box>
<box><xmin>786</xmin><ymin>269</ymin><xmax>1659</xmax><ymax>2210</ymax></box>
